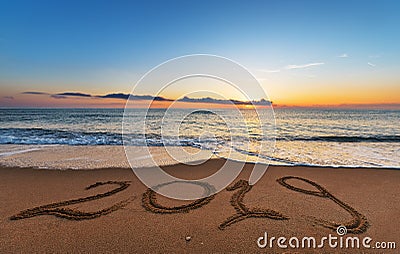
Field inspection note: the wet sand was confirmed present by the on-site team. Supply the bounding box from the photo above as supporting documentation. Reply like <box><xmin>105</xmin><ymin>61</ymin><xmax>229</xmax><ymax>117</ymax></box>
<box><xmin>0</xmin><ymin>145</ymin><xmax>211</xmax><ymax>169</ymax></box>
<box><xmin>0</xmin><ymin>160</ymin><xmax>399</xmax><ymax>253</ymax></box>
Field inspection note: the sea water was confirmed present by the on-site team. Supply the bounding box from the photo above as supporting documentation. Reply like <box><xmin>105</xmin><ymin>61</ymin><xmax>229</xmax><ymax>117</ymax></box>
<box><xmin>0</xmin><ymin>108</ymin><xmax>399</xmax><ymax>168</ymax></box>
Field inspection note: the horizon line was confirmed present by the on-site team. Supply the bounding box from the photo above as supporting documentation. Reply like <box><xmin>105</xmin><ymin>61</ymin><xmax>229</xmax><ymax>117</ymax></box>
<box><xmin>1</xmin><ymin>103</ymin><xmax>399</xmax><ymax>110</ymax></box>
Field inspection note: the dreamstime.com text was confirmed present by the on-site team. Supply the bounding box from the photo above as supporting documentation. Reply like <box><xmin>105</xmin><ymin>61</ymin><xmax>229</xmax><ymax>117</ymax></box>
<box><xmin>257</xmin><ymin>226</ymin><xmax>396</xmax><ymax>250</ymax></box>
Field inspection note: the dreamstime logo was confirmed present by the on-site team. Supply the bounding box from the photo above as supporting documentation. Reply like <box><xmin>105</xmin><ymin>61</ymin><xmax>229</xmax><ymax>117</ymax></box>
<box><xmin>122</xmin><ymin>55</ymin><xmax>275</xmax><ymax>200</ymax></box>
<box><xmin>336</xmin><ymin>225</ymin><xmax>347</xmax><ymax>236</ymax></box>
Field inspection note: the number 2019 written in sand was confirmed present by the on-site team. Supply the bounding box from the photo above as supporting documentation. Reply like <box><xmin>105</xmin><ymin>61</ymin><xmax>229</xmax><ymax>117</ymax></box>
<box><xmin>10</xmin><ymin>176</ymin><xmax>369</xmax><ymax>234</ymax></box>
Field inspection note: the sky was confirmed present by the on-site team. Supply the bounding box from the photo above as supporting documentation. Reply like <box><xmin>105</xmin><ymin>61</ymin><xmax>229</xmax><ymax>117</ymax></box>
<box><xmin>0</xmin><ymin>0</ymin><xmax>399</xmax><ymax>108</ymax></box>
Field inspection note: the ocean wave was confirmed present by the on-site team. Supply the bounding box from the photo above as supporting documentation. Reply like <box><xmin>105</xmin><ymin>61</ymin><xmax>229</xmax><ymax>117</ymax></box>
<box><xmin>0</xmin><ymin>128</ymin><xmax>225</xmax><ymax>147</ymax></box>
<box><xmin>0</xmin><ymin>128</ymin><xmax>122</xmax><ymax>145</ymax></box>
<box><xmin>278</xmin><ymin>135</ymin><xmax>400</xmax><ymax>142</ymax></box>
<box><xmin>1</xmin><ymin>128</ymin><xmax>400</xmax><ymax>146</ymax></box>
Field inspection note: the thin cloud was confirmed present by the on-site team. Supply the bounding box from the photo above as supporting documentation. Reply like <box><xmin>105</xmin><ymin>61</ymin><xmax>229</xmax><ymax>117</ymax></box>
<box><xmin>50</xmin><ymin>95</ymin><xmax>67</xmax><ymax>99</ymax></box>
<box><xmin>257</xmin><ymin>69</ymin><xmax>281</xmax><ymax>73</ymax></box>
<box><xmin>56</xmin><ymin>92</ymin><xmax>92</xmax><ymax>97</ymax></box>
<box><xmin>22</xmin><ymin>90</ymin><xmax>271</xmax><ymax>105</ymax></box>
<box><xmin>285</xmin><ymin>62</ymin><xmax>324</xmax><ymax>70</ymax></box>
<box><xmin>98</xmin><ymin>93</ymin><xmax>130</xmax><ymax>100</ymax></box>
<box><xmin>97</xmin><ymin>93</ymin><xmax>172</xmax><ymax>101</ymax></box>
<box><xmin>21</xmin><ymin>91</ymin><xmax>49</xmax><ymax>95</ymax></box>
<box><xmin>367</xmin><ymin>62</ymin><xmax>376</xmax><ymax>67</ymax></box>
<box><xmin>25</xmin><ymin>91</ymin><xmax>93</xmax><ymax>99</ymax></box>
<box><xmin>178</xmin><ymin>96</ymin><xmax>272</xmax><ymax>106</ymax></box>
<box><xmin>338</xmin><ymin>53</ymin><xmax>348</xmax><ymax>58</ymax></box>
<box><xmin>3</xmin><ymin>96</ymin><xmax>14</xmax><ymax>100</ymax></box>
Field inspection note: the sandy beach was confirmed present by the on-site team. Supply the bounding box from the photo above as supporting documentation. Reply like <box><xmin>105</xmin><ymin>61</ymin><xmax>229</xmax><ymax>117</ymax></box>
<box><xmin>1</xmin><ymin>159</ymin><xmax>398</xmax><ymax>253</ymax></box>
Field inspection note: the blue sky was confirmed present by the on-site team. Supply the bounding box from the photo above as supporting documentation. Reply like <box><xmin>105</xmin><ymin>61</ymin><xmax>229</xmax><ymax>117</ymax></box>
<box><xmin>1</xmin><ymin>0</ymin><xmax>399</xmax><ymax>106</ymax></box>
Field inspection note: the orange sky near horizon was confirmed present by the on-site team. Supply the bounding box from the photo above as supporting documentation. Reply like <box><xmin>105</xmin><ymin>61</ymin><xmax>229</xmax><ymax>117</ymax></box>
<box><xmin>1</xmin><ymin>92</ymin><xmax>399</xmax><ymax>109</ymax></box>
<box><xmin>269</xmin><ymin>87</ymin><xmax>400</xmax><ymax>107</ymax></box>
<box><xmin>2</xmin><ymin>71</ymin><xmax>400</xmax><ymax>108</ymax></box>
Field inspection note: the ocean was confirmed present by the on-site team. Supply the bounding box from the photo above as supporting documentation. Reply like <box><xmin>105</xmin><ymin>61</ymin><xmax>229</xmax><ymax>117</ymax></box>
<box><xmin>0</xmin><ymin>108</ymin><xmax>399</xmax><ymax>168</ymax></box>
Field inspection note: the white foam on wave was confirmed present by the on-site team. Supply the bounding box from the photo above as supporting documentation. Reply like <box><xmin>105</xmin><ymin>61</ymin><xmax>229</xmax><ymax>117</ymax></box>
<box><xmin>0</xmin><ymin>146</ymin><xmax>43</xmax><ymax>157</ymax></box>
<box><xmin>0</xmin><ymin>143</ymin><xmax>399</xmax><ymax>170</ymax></box>
<box><xmin>0</xmin><ymin>144</ymin><xmax>214</xmax><ymax>170</ymax></box>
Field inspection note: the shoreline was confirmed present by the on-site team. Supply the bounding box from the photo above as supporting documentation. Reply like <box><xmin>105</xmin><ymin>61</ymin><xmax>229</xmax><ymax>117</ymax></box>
<box><xmin>0</xmin><ymin>162</ymin><xmax>399</xmax><ymax>172</ymax></box>
<box><xmin>1</xmin><ymin>144</ymin><xmax>399</xmax><ymax>170</ymax></box>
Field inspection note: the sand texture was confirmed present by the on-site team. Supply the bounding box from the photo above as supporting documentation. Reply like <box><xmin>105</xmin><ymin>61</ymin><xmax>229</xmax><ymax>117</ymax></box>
<box><xmin>0</xmin><ymin>160</ymin><xmax>399</xmax><ymax>253</ymax></box>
